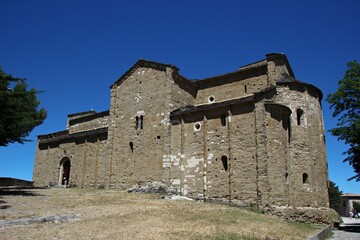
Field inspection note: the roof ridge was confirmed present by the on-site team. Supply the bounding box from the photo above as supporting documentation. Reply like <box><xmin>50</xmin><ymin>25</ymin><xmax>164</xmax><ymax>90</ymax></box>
<box><xmin>110</xmin><ymin>59</ymin><xmax>179</xmax><ymax>88</ymax></box>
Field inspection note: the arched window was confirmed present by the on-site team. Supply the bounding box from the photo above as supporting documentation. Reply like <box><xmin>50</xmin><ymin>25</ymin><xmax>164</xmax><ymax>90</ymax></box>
<box><xmin>221</xmin><ymin>155</ymin><xmax>228</xmax><ymax>171</ymax></box>
<box><xmin>297</xmin><ymin>109</ymin><xmax>304</xmax><ymax>126</ymax></box>
<box><xmin>302</xmin><ymin>173</ymin><xmax>309</xmax><ymax>184</ymax></box>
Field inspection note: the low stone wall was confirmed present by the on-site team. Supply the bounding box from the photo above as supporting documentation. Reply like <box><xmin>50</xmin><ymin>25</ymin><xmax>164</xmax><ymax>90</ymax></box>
<box><xmin>0</xmin><ymin>178</ymin><xmax>33</xmax><ymax>187</ymax></box>
<box><xmin>203</xmin><ymin>198</ymin><xmax>339</xmax><ymax>225</ymax></box>
<box><xmin>308</xmin><ymin>225</ymin><xmax>333</xmax><ymax>240</ymax></box>
<box><xmin>269</xmin><ymin>206</ymin><xmax>340</xmax><ymax>225</ymax></box>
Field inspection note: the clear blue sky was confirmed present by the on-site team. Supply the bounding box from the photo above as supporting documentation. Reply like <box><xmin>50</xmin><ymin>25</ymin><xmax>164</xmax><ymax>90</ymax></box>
<box><xmin>0</xmin><ymin>1</ymin><xmax>359</xmax><ymax>193</ymax></box>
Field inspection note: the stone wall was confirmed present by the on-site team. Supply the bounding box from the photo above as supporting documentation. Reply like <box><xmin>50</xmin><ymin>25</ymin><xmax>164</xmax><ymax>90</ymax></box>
<box><xmin>270</xmin><ymin>206</ymin><xmax>339</xmax><ymax>224</ymax></box>
<box><xmin>229</xmin><ymin>103</ymin><xmax>258</xmax><ymax>204</ymax></box>
<box><xmin>33</xmin><ymin>132</ymin><xmax>108</xmax><ymax>188</ymax></box>
<box><xmin>265</xmin><ymin>103</ymin><xmax>291</xmax><ymax>207</ymax></box>
<box><xmin>68</xmin><ymin>112</ymin><xmax>109</xmax><ymax>134</ymax></box>
<box><xmin>166</xmin><ymin>102</ymin><xmax>258</xmax><ymax>204</ymax></box>
<box><xmin>195</xmin><ymin>70</ymin><xmax>267</xmax><ymax>105</ymax></box>
<box><xmin>275</xmin><ymin>84</ymin><xmax>329</xmax><ymax>208</ymax></box>
<box><xmin>0</xmin><ymin>178</ymin><xmax>33</xmax><ymax>187</ymax></box>
<box><xmin>107</xmin><ymin>65</ymin><xmax>197</xmax><ymax>189</ymax></box>
<box><xmin>108</xmin><ymin>67</ymin><xmax>166</xmax><ymax>188</ymax></box>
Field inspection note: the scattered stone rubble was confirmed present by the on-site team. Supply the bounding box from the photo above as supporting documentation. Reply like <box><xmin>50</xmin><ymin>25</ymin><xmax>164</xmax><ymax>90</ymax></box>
<box><xmin>127</xmin><ymin>181</ymin><xmax>177</xmax><ymax>195</ymax></box>
<box><xmin>127</xmin><ymin>181</ymin><xmax>194</xmax><ymax>201</ymax></box>
<box><xmin>0</xmin><ymin>214</ymin><xmax>80</xmax><ymax>228</ymax></box>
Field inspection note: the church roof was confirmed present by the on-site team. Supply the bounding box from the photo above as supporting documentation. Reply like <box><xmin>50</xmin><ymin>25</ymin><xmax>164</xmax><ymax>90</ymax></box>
<box><xmin>192</xmin><ymin>62</ymin><xmax>268</xmax><ymax>89</ymax></box>
<box><xmin>68</xmin><ymin>110</ymin><xmax>109</xmax><ymax>126</ymax></box>
<box><xmin>111</xmin><ymin>59</ymin><xmax>179</xmax><ymax>88</ymax></box>
<box><xmin>190</xmin><ymin>53</ymin><xmax>295</xmax><ymax>89</ymax></box>
<box><xmin>38</xmin><ymin>127</ymin><xmax>108</xmax><ymax>144</ymax></box>
<box><xmin>342</xmin><ymin>193</ymin><xmax>360</xmax><ymax>198</ymax></box>
<box><xmin>109</xmin><ymin>53</ymin><xmax>322</xmax><ymax>100</ymax></box>
<box><xmin>277</xmin><ymin>73</ymin><xmax>298</xmax><ymax>83</ymax></box>
<box><xmin>111</xmin><ymin>53</ymin><xmax>292</xmax><ymax>90</ymax></box>
<box><xmin>171</xmin><ymin>95</ymin><xmax>254</xmax><ymax>116</ymax></box>
<box><xmin>276</xmin><ymin>73</ymin><xmax>323</xmax><ymax>101</ymax></box>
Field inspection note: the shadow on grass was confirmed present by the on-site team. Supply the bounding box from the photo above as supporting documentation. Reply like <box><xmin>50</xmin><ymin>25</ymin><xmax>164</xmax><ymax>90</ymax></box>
<box><xmin>0</xmin><ymin>187</ymin><xmax>44</xmax><ymax>197</ymax></box>
<box><xmin>0</xmin><ymin>204</ymin><xmax>11</xmax><ymax>209</ymax></box>
<box><xmin>0</xmin><ymin>187</ymin><xmax>45</xmax><ymax>210</ymax></box>
<box><xmin>0</xmin><ymin>196</ymin><xmax>11</xmax><ymax>209</ymax></box>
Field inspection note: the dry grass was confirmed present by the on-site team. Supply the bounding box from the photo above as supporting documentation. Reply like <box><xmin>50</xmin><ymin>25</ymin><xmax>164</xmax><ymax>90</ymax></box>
<box><xmin>0</xmin><ymin>187</ymin><xmax>323</xmax><ymax>240</ymax></box>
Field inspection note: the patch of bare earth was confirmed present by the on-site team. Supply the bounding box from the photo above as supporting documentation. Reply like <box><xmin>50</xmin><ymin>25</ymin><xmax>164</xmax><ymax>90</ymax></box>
<box><xmin>0</xmin><ymin>188</ymin><xmax>323</xmax><ymax>240</ymax></box>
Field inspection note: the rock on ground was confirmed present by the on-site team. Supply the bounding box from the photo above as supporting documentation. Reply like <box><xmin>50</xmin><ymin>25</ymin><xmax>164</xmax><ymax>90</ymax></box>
<box><xmin>0</xmin><ymin>214</ymin><xmax>80</xmax><ymax>228</ymax></box>
<box><xmin>127</xmin><ymin>181</ymin><xmax>177</xmax><ymax>195</ymax></box>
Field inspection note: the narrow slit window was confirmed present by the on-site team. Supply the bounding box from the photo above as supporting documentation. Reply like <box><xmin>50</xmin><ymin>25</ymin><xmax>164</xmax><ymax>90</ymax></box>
<box><xmin>140</xmin><ymin>115</ymin><xmax>143</xmax><ymax>129</ymax></box>
<box><xmin>302</xmin><ymin>173</ymin><xmax>309</xmax><ymax>184</ymax></box>
<box><xmin>221</xmin><ymin>114</ymin><xmax>227</xmax><ymax>127</ymax></box>
<box><xmin>244</xmin><ymin>85</ymin><xmax>247</xmax><ymax>93</ymax></box>
<box><xmin>288</xmin><ymin>116</ymin><xmax>291</xmax><ymax>143</ymax></box>
<box><xmin>221</xmin><ymin>155</ymin><xmax>228</xmax><ymax>171</ymax></box>
<box><xmin>129</xmin><ymin>142</ymin><xmax>134</xmax><ymax>153</ymax></box>
<box><xmin>135</xmin><ymin>116</ymin><xmax>139</xmax><ymax>130</ymax></box>
<box><xmin>297</xmin><ymin>109</ymin><xmax>304</xmax><ymax>126</ymax></box>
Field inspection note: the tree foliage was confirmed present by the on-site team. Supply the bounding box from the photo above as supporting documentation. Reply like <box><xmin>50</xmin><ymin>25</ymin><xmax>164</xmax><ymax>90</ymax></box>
<box><xmin>326</xmin><ymin>61</ymin><xmax>360</xmax><ymax>181</ymax></box>
<box><xmin>0</xmin><ymin>66</ymin><xmax>47</xmax><ymax>146</ymax></box>
<box><xmin>328</xmin><ymin>180</ymin><xmax>343</xmax><ymax>212</ymax></box>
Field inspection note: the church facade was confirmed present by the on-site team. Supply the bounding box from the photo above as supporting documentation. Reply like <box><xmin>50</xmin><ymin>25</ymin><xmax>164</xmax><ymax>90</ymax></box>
<box><xmin>33</xmin><ymin>53</ymin><xmax>332</xmax><ymax>222</ymax></box>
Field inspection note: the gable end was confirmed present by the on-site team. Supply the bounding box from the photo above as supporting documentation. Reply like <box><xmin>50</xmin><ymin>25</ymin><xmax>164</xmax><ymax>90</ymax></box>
<box><xmin>110</xmin><ymin>59</ymin><xmax>179</xmax><ymax>89</ymax></box>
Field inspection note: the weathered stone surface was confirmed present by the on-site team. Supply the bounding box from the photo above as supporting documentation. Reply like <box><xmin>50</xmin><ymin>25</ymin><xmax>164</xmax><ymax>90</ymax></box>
<box><xmin>0</xmin><ymin>214</ymin><xmax>80</xmax><ymax>228</ymax></box>
<box><xmin>164</xmin><ymin>195</ymin><xmax>194</xmax><ymax>201</ymax></box>
<box><xmin>127</xmin><ymin>181</ymin><xmax>177</xmax><ymax>195</ymax></box>
<box><xmin>33</xmin><ymin>54</ymin><xmax>330</xmax><ymax>223</ymax></box>
<box><xmin>270</xmin><ymin>206</ymin><xmax>339</xmax><ymax>224</ymax></box>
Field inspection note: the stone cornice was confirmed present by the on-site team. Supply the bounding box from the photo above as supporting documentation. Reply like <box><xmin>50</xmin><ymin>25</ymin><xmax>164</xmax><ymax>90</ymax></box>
<box><xmin>38</xmin><ymin>127</ymin><xmax>108</xmax><ymax>144</ymax></box>
<box><xmin>68</xmin><ymin>110</ymin><xmax>109</xmax><ymax>126</ymax></box>
<box><xmin>170</xmin><ymin>95</ymin><xmax>254</xmax><ymax>116</ymax></box>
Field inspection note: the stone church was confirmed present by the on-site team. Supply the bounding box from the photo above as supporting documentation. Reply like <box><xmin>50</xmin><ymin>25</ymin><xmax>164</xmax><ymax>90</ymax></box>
<box><xmin>33</xmin><ymin>53</ymin><xmax>332</xmax><ymax>222</ymax></box>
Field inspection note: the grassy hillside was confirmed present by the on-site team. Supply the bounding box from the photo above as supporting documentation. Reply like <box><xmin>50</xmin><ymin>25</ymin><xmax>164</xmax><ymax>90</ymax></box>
<box><xmin>0</xmin><ymin>188</ymin><xmax>324</xmax><ymax>240</ymax></box>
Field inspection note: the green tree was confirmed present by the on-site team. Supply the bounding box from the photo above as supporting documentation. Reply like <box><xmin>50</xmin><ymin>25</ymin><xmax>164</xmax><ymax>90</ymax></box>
<box><xmin>326</xmin><ymin>60</ymin><xmax>360</xmax><ymax>181</ymax></box>
<box><xmin>328</xmin><ymin>180</ymin><xmax>343</xmax><ymax>212</ymax></box>
<box><xmin>0</xmin><ymin>66</ymin><xmax>47</xmax><ymax>146</ymax></box>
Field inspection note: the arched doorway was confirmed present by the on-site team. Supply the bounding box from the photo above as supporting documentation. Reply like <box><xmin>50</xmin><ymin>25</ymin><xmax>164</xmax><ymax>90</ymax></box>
<box><xmin>59</xmin><ymin>158</ymin><xmax>71</xmax><ymax>186</ymax></box>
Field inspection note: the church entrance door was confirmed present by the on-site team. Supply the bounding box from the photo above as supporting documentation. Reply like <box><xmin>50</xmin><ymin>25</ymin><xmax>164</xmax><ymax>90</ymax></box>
<box><xmin>59</xmin><ymin>158</ymin><xmax>71</xmax><ymax>186</ymax></box>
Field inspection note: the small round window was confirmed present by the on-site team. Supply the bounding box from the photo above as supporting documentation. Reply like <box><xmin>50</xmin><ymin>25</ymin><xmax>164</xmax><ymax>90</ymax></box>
<box><xmin>194</xmin><ymin>122</ymin><xmax>201</xmax><ymax>131</ymax></box>
<box><xmin>208</xmin><ymin>95</ymin><xmax>215</xmax><ymax>103</ymax></box>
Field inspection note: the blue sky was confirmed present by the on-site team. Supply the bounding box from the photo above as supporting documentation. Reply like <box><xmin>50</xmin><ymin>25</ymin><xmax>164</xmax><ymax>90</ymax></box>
<box><xmin>0</xmin><ymin>1</ymin><xmax>359</xmax><ymax>193</ymax></box>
